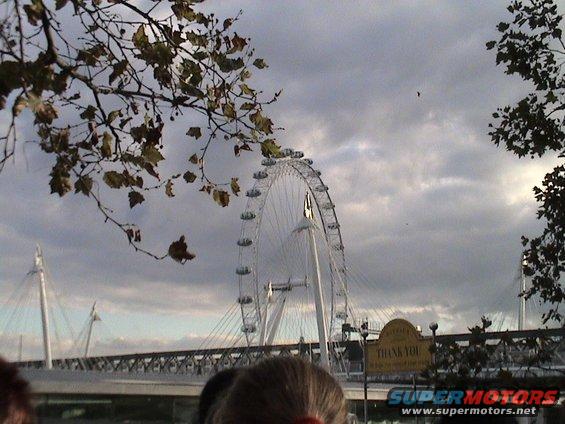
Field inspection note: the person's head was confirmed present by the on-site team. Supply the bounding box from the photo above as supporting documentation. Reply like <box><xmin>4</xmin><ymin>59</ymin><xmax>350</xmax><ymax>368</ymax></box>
<box><xmin>208</xmin><ymin>357</ymin><xmax>348</xmax><ymax>424</ymax></box>
<box><xmin>0</xmin><ymin>357</ymin><xmax>35</xmax><ymax>424</ymax></box>
<box><xmin>198</xmin><ymin>368</ymin><xmax>240</xmax><ymax>424</ymax></box>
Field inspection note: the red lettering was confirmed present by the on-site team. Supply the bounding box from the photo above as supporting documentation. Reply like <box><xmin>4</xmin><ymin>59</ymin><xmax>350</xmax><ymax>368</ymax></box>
<box><xmin>483</xmin><ymin>390</ymin><xmax>499</xmax><ymax>405</ymax></box>
<box><xmin>499</xmin><ymin>390</ymin><xmax>514</xmax><ymax>405</ymax></box>
<box><xmin>542</xmin><ymin>390</ymin><xmax>558</xmax><ymax>406</ymax></box>
<box><xmin>528</xmin><ymin>390</ymin><xmax>543</xmax><ymax>406</ymax></box>
<box><xmin>512</xmin><ymin>390</ymin><xmax>529</xmax><ymax>405</ymax></box>
<box><xmin>464</xmin><ymin>390</ymin><xmax>483</xmax><ymax>405</ymax></box>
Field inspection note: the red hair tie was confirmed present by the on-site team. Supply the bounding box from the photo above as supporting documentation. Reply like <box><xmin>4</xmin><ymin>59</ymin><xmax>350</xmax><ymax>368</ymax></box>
<box><xmin>294</xmin><ymin>418</ymin><xmax>323</xmax><ymax>424</ymax></box>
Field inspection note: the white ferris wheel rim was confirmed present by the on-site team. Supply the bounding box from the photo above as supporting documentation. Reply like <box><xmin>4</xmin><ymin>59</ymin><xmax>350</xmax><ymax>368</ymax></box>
<box><xmin>235</xmin><ymin>150</ymin><xmax>348</xmax><ymax>347</ymax></box>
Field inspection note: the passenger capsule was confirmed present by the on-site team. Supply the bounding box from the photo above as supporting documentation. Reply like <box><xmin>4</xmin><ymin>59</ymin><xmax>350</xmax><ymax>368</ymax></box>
<box><xmin>241</xmin><ymin>211</ymin><xmax>256</xmax><ymax>220</ymax></box>
<box><xmin>238</xmin><ymin>295</ymin><xmax>253</xmax><ymax>304</ymax></box>
<box><xmin>241</xmin><ymin>323</ymin><xmax>256</xmax><ymax>333</ymax></box>
<box><xmin>315</xmin><ymin>185</ymin><xmax>328</xmax><ymax>192</ymax></box>
<box><xmin>253</xmin><ymin>171</ymin><xmax>268</xmax><ymax>179</ymax></box>
<box><xmin>311</xmin><ymin>170</ymin><xmax>322</xmax><ymax>177</ymax></box>
<box><xmin>261</xmin><ymin>158</ymin><xmax>276</xmax><ymax>166</ymax></box>
<box><xmin>336</xmin><ymin>311</ymin><xmax>347</xmax><ymax>320</ymax></box>
<box><xmin>281</xmin><ymin>148</ymin><xmax>294</xmax><ymax>157</ymax></box>
<box><xmin>327</xmin><ymin>222</ymin><xmax>340</xmax><ymax>230</ymax></box>
<box><xmin>236</xmin><ymin>266</ymin><xmax>251</xmax><ymax>275</ymax></box>
<box><xmin>303</xmin><ymin>159</ymin><xmax>313</xmax><ymax>165</ymax></box>
<box><xmin>237</xmin><ymin>238</ymin><xmax>253</xmax><ymax>247</ymax></box>
<box><xmin>246</xmin><ymin>188</ymin><xmax>261</xmax><ymax>198</ymax></box>
<box><xmin>291</xmin><ymin>151</ymin><xmax>304</xmax><ymax>159</ymax></box>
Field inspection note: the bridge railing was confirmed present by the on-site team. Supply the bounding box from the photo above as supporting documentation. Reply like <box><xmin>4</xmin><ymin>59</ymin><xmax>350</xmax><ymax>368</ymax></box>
<box><xmin>14</xmin><ymin>328</ymin><xmax>564</xmax><ymax>381</ymax></box>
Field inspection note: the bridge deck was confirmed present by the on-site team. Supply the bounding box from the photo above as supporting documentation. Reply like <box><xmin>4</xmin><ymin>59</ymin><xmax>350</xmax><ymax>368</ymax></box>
<box><xmin>21</xmin><ymin>369</ymin><xmax>394</xmax><ymax>401</ymax></box>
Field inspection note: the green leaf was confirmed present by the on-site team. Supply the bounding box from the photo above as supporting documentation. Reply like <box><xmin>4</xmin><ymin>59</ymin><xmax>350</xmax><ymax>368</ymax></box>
<box><xmin>546</xmin><ymin>91</ymin><xmax>558</xmax><ymax>103</ymax></box>
<box><xmin>133</xmin><ymin>25</ymin><xmax>149</xmax><ymax>49</ymax></box>
<box><xmin>230</xmin><ymin>177</ymin><xmax>240</xmax><ymax>196</ymax></box>
<box><xmin>222</xmin><ymin>102</ymin><xmax>236</xmax><ymax>120</ymax></box>
<box><xmin>253</xmin><ymin>58</ymin><xmax>268</xmax><ymax>69</ymax></box>
<box><xmin>180</xmin><ymin>82</ymin><xmax>205</xmax><ymax>98</ymax></box>
<box><xmin>250</xmin><ymin>110</ymin><xmax>274</xmax><ymax>134</ymax></box>
<box><xmin>107</xmin><ymin>109</ymin><xmax>121</xmax><ymax>124</ymax></box>
<box><xmin>171</xmin><ymin>3</ymin><xmax>196</xmax><ymax>21</ymax></box>
<box><xmin>109</xmin><ymin>60</ymin><xmax>128</xmax><ymax>85</ymax></box>
<box><xmin>168</xmin><ymin>235</ymin><xmax>196</xmax><ymax>263</ymax></box>
<box><xmin>12</xmin><ymin>96</ymin><xmax>28</xmax><ymax>117</ymax></box>
<box><xmin>77</xmin><ymin>45</ymin><xmax>105</xmax><ymax>66</ymax></box>
<box><xmin>485</xmin><ymin>40</ymin><xmax>496</xmax><ymax>50</ymax></box>
<box><xmin>23</xmin><ymin>0</ymin><xmax>44</xmax><ymax>26</ymax></box>
<box><xmin>192</xmin><ymin>51</ymin><xmax>208</xmax><ymax>61</ymax></box>
<box><xmin>165</xmin><ymin>180</ymin><xmax>175</xmax><ymax>197</ymax></box>
<box><xmin>230</xmin><ymin>34</ymin><xmax>247</xmax><ymax>52</ymax></box>
<box><xmin>212</xmin><ymin>53</ymin><xmax>244</xmax><ymax>73</ymax></box>
<box><xmin>28</xmin><ymin>94</ymin><xmax>58</xmax><ymax>124</ymax></box>
<box><xmin>74</xmin><ymin>176</ymin><xmax>93</xmax><ymax>196</ymax></box>
<box><xmin>183</xmin><ymin>170</ymin><xmax>197</xmax><ymax>183</ymax></box>
<box><xmin>101</xmin><ymin>132</ymin><xmax>112</xmax><ymax>158</ymax></box>
<box><xmin>55</xmin><ymin>0</ymin><xmax>69</xmax><ymax>10</ymax></box>
<box><xmin>52</xmin><ymin>72</ymin><xmax>68</xmax><ymax>94</ymax></box>
<box><xmin>260</xmin><ymin>139</ymin><xmax>280</xmax><ymax>158</ymax></box>
<box><xmin>128</xmin><ymin>191</ymin><xmax>145</xmax><ymax>208</ymax></box>
<box><xmin>240</xmin><ymin>84</ymin><xmax>255</xmax><ymax>96</ymax></box>
<box><xmin>186</xmin><ymin>127</ymin><xmax>202</xmax><ymax>139</ymax></box>
<box><xmin>144</xmin><ymin>163</ymin><xmax>159</xmax><ymax>180</ymax></box>
<box><xmin>142</xmin><ymin>145</ymin><xmax>165</xmax><ymax>166</ymax></box>
<box><xmin>0</xmin><ymin>61</ymin><xmax>24</xmax><ymax>98</ymax></box>
<box><xmin>80</xmin><ymin>105</ymin><xmax>97</xmax><ymax>120</ymax></box>
<box><xmin>240</xmin><ymin>102</ymin><xmax>256</xmax><ymax>110</ymax></box>
<box><xmin>103</xmin><ymin>171</ymin><xmax>125</xmax><ymax>188</ymax></box>
<box><xmin>213</xmin><ymin>189</ymin><xmax>230</xmax><ymax>207</ymax></box>
<box><xmin>125</xmin><ymin>227</ymin><xmax>141</xmax><ymax>243</ymax></box>
<box><xmin>186</xmin><ymin>31</ymin><xmax>208</xmax><ymax>48</ymax></box>
<box><xmin>49</xmin><ymin>170</ymin><xmax>72</xmax><ymax>197</ymax></box>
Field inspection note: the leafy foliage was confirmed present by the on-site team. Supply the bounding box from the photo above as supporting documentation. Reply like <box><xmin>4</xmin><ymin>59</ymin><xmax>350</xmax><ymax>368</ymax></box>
<box><xmin>488</xmin><ymin>0</ymin><xmax>564</xmax><ymax>322</ymax></box>
<box><xmin>424</xmin><ymin>317</ymin><xmax>561</xmax><ymax>387</ymax></box>
<box><xmin>0</xmin><ymin>0</ymin><xmax>281</xmax><ymax>261</ymax></box>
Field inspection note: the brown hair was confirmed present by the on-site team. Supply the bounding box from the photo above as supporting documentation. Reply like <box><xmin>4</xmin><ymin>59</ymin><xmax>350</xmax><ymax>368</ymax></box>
<box><xmin>0</xmin><ymin>357</ymin><xmax>35</xmax><ymax>424</ymax></box>
<box><xmin>208</xmin><ymin>357</ymin><xmax>348</xmax><ymax>424</ymax></box>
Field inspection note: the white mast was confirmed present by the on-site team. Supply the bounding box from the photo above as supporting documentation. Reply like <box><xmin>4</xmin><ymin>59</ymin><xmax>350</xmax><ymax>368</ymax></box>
<box><xmin>35</xmin><ymin>245</ymin><xmax>52</xmax><ymax>370</ymax></box>
<box><xmin>519</xmin><ymin>254</ymin><xmax>527</xmax><ymax>331</ymax></box>
<box><xmin>266</xmin><ymin>295</ymin><xmax>287</xmax><ymax>346</ymax></box>
<box><xmin>303</xmin><ymin>193</ymin><xmax>330</xmax><ymax>369</ymax></box>
<box><xmin>259</xmin><ymin>283</ymin><xmax>272</xmax><ymax>346</ymax></box>
<box><xmin>84</xmin><ymin>301</ymin><xmax>101</xmax><ymax>358</ymax></box>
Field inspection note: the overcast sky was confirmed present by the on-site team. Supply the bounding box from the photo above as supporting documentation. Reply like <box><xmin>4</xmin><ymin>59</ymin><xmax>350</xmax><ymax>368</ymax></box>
<box><xmin>0</xmin><ymin>0</ymin><xmax>562</xmax><ymax>360</ymax></box>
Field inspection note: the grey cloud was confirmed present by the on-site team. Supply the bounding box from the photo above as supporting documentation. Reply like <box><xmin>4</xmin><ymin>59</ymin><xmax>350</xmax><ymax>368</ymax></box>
<box><xmin>0</xmin><ymin>0</ymin><xmax>556</xmax><ymax>358</ymax></box>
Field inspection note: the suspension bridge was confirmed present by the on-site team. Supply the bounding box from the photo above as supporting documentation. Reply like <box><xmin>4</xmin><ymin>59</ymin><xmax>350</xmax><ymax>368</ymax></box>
<box><xmin>1</xmin><ymin>149</ymin><xmax>564</xmax><ymax>382</ymax></box>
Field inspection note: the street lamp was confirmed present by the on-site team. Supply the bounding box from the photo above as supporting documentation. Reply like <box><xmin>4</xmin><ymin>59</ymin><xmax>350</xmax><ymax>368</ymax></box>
<box><xmin>429</xmin><ymin>322</ymin><xmax>438</xmax><ymax>380</ymax></box>
<box><xmin>360</xmin><ymin>320</ymin><xmax>369</xmax><ymax>424</ymax></box>
<box><xmin>429</xmin><ymin>322</ymin><xmax>438</xmax><ymax>346</ymax></box>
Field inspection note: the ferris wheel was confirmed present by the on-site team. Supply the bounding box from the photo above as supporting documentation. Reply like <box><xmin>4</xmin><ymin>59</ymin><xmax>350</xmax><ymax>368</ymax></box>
<box><xmin>235</xmin><ymin>148</ymin><xmax>349</xmax><ymax>368</ymax></box>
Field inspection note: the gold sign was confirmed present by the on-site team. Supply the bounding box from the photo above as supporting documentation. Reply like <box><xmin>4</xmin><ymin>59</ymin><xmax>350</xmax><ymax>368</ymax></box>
<box><xmin>366</xmin><ymin>318</ymin><xmax>431</xmax><ymax>374</ymax></box>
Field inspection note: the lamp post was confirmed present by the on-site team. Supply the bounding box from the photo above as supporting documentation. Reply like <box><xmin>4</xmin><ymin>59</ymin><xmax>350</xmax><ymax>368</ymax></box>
<box><xmin>361</xmin><ymin>320</ymin><xmax>369</xmax><ymax>424</ymax></box>
<box><xmin>429</xmin><ymin>322</ymin><xmax>438</xmax><ymax>381</ymax></box>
